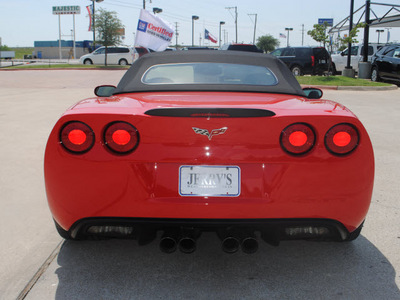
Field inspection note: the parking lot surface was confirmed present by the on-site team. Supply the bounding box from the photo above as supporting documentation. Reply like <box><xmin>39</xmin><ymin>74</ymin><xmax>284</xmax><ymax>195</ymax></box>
<box><xmin>0</xmin><ymin>70</ymin><xmax>399</xmax><ymax>299</ymax></box>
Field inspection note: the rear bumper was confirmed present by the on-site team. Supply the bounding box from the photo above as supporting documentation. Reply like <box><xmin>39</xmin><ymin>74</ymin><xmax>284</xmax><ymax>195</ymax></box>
<box><xmin>68</xmin><ymin>217</ymin><xmax>351</xmax><ymax>242</ymax></box>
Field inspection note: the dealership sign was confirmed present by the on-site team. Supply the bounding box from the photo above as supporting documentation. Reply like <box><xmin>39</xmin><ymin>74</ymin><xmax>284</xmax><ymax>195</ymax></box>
<box><xmin>52</xmin><ymin>6</ymin><xmax>81</xmax><ymax>15</ymax></box>
<box><xmin>318</xmin><ymin>18</ymin><xmax>334</xmax><ymax>27</ymax></box>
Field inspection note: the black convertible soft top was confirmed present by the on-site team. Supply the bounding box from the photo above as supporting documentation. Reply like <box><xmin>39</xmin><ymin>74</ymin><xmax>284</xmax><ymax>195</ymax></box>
<box><xmin>114</xmin><ymin>50</ymin><xmax>305</xmax><ymax>96</ymax></box>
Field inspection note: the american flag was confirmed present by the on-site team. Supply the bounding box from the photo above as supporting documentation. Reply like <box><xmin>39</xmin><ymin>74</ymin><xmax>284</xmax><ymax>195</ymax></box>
<box><xmin>279</xmin><ymin>33</ymin><xmax>286</xmax><ymax>38</ymax></box>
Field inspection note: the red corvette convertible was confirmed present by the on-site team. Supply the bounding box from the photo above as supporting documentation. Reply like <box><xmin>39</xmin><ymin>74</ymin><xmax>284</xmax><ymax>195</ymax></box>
<box><xmin>45</xmin><ymin>51</ymin><xmax>374</xmax><ymax>254</ymax></box>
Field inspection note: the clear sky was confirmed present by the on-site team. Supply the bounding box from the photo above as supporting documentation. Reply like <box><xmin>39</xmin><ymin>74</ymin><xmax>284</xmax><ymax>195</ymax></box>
<box><xmin>0</xmin><ymin>0</ymin><xmax>399</xmax><ymax>48</ymax></box>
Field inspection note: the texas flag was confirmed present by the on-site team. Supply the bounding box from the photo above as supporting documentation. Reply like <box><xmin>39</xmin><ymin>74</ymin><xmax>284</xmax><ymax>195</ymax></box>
<box><xmin>205</xmin><ymin>29</ymin><xmax>218</xmax><ymax>43</ymax></box>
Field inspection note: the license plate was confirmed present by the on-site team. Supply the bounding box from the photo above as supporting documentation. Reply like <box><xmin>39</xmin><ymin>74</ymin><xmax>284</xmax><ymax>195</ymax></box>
<box><xmin>179</xmin><ymin>166</ymin><xmax>240</xmax><ymax>197</ymax></box>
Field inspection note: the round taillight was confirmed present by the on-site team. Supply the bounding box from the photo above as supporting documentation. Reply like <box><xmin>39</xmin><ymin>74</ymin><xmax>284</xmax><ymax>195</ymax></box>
<box><xmin>104</xmin><ymin>122</ymin><xmax>139</xmax><ymax>154</ymax></box>
<box><xmin>325</xmin><ymin>123</ymin><xmax>359</xmax><ymax>155</ymax></box>
<box><xmin>60</xmin><ymin>121</ymin><xmax>95</xmax><ymax>154</ymax></box>
<box><xmin>281</xmin><ymin>123</ymin><xmax>315</xmax><ymax>155</ymax></box>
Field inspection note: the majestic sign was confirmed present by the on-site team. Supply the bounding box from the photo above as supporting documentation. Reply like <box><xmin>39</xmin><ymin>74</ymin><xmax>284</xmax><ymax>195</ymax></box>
<box><xmin>52</xmin><ymin>6</ymin><xmax>81</xmax><ymax>15</ymax></box>
<box><xmin>135</xmin><ymin>9</ymin><xmax>174</xmax><ymax>51</ymax></box>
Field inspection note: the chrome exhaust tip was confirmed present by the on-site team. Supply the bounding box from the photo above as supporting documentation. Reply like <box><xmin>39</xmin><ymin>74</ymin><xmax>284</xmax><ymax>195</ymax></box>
<box><xmin>241</xmin><ymin>236</ymin><xmax>259</xmax><ymax>254</ymax></box>
<box><xmin>178</xmin><ymin>237</ymin><xmax>196</xmax><ymax>254</ymax></box>
<box><xmin>221</xmin><ymin>236</ymin><xmax>240</xmax><ymax>254</ymax></box>
<box><xmin>160</xmin><ymin>236</ymin><xmax>178</xmax><ymax>254</ymax></box>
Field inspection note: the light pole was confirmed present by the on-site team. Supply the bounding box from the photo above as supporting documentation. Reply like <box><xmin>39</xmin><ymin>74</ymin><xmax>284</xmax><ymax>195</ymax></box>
<box><xmin>192</xmin><ymin>15</ymin><xmax>199</xmax><ymax>46</ymax></box>
<box><xmin>90</xmin><ymin>0</ymin><xmax>104</xmax><ymax>51</ymax></box>
<box><xmin>285</xmin><ymin>27</ymin><xmax>293</xmax><ymax>47</ymax></box>
<box><xmin>376</xmin><ymin>29</ymin><xmax>384</xmax><ymax>44</ymax></box>
<box><xmin>219</xmin><ymin>21</ymin><xmax>225</xmax><ymax>47</ymax></box>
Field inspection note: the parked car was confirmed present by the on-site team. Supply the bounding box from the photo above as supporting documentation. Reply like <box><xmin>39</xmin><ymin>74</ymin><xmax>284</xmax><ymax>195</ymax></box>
<box><xmin>135</xmin><ymin>46</ymin><xmax>151</xmax><ymax>57</ymax></box>
<box><xmin>331</xmin><ymin>43</ymin><xmax>383</xmax><ymax>73</ymax></box>
<box><xmin>79</xmin><ymin>46</ymin><xmax>139</xmax><ymax>65</ymax></box>
<box><xmin>371</xmin><ymin>44</ymin><xmax>400</xmax><ymax>84</ymax></box>
<box><xmin>220</xmin><ymin>43</ymin><xmax>263</xmax><ymax>53</ymax></box>
<box><xmin>183</xmin><ymin>47</ymin><xmax>217</xmax><ymax>50</ymax></box>
<box><xmin>270</xmin><ymin>46</ymin><xmax>331</xmax><ymax>76</ymax></box>
<box><xmin>45</xmin><ymin>50</ymin><xmax>374</xmax><ymax>254</ymax></box>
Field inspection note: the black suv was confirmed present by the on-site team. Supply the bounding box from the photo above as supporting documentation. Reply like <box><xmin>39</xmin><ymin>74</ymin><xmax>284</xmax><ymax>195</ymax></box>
<box><xmin>220</xmin><ymin>43</ymin><xmax>263</xmax><ymax>53</ymax></box>
<box><xmin>270</xmin><ymin>47</ymin><xmax>332</xmax><ymax>76</ymax></box>
<box><xmin>371</xmin><ymin>44</ymin><xmax>400</xmax><ymax>84</ymax></box>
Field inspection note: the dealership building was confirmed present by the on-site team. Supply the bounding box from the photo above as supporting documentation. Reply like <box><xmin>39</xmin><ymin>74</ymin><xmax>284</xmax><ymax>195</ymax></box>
<box><xmin>33</xmin><ymin>40</ymin><xmax>93</xmax><ymax>59</ymax></box>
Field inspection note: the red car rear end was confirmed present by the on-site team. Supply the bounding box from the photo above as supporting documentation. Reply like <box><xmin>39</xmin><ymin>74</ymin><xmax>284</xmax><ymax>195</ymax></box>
<box><xmin>44</xmin><ymin>51</ymin><xmax>374</xmax><ymax>253</ymax></box>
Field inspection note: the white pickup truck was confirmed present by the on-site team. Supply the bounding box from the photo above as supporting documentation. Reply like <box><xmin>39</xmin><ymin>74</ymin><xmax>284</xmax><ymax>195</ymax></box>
<box><xmin>331</xmin><ymin>43</ymin><xmax>382</xmax><ymax>73</ymax></box>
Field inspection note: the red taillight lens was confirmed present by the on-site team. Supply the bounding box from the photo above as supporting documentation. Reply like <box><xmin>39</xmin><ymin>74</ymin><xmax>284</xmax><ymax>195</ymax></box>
<box><xmin>104</xmin><ymin>122</ymin><xmax>139</xmax><ymax>154</ymax></box>
<box><xmin>60</xmin><ymin>121</ymin><xmax>95</xmax><ymax>154</ymax></box>
<box><xmin>325</xmin><ymin>123</ymin><xmax>359</xmax><ymax>155</ymax></box>
<box><xmin>281</xmin><ymin>123</ymin><xmax>315</xmax><ymax>155</ymax></box>
<box><xmin>311</xmin><ymin>55</ymin><xmax>315</xmax><ymax>67</ymax></box>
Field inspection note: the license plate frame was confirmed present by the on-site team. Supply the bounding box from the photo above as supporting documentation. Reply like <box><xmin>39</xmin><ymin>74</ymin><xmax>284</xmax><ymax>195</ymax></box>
<box><xmin>179</xmin><ymin>165</ymin><xmax>241</xmax><ymax>197</ymax></box>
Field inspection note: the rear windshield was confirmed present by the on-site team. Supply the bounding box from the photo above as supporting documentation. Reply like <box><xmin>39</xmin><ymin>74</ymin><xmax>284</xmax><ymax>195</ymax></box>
<box><xmin>141</xmin><ymin>63</ymin><xmax>278</xmax><ymax>86</ymax></box>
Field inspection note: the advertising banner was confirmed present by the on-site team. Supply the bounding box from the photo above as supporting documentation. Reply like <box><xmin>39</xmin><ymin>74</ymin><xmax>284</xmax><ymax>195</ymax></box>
<box><xmin>135</xmin><ymin>9</ymin><xmax>174</xmax><ymax>51</ymax></box>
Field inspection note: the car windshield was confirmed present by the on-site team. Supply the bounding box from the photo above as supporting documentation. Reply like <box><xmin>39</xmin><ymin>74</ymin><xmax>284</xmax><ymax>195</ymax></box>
<box><xmin>141</xmin><ymin>63</ymin><xmax>278</xmax><ymax>86</ymax></box>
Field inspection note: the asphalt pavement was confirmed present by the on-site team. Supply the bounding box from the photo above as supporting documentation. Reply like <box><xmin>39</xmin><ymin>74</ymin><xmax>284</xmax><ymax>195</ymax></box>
<box><xmin>0</xmin><ymin>70</ymin><xmax>399</xmax><ymax>300</ymax></box>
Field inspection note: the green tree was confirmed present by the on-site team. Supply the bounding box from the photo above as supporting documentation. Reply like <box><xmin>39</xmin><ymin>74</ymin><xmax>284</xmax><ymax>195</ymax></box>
<box><xmin>95</xmin><ymin>8</ymin><xmax>124</xmax><ymax>65</ymax></box>
<box><xmin>256</xmin><ymin>35</ymin><xmax>279</xmax><ymax>53</ymax></box>
<box><xmin>307</xmin><ymin>22</ymin><xmax>330</xmax><ymax>47</ymax></box>
<box><xmin>0</xmin><ymin>45</ymin><xmax>11</xmax><ymax>51</ymax></box>
<box><xmin>340</xmin><ymin>23</ymin><xmax>365</xmax><ymax>46</ymax></box>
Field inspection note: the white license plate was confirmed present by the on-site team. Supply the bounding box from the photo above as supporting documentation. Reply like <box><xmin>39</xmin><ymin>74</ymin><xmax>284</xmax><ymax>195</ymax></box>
<box><xmin>179</xmin><ymin>166</ymin><xmax>241</xmax><ymax>197</ymax></box>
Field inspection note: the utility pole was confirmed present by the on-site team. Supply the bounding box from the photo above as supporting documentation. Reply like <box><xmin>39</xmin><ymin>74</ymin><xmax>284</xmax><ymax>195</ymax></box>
<box><xmin>248</xmin><ymin>14</ymin><xmax>257</xmax><ymax>44</ymax></box>
<box><xmin>226</xmin><ymin>6</ymin><xmax>238</xmax><ymax>43</ymax></box>
<box><xmin>301</xmin><ymin>24</ymin><xmax>305</xmax><ymax>46</ymax></box>
<box><xmin>175</xmin><ymin>22</ymin><xmax>179</xmax><ymax>48</ymax></box>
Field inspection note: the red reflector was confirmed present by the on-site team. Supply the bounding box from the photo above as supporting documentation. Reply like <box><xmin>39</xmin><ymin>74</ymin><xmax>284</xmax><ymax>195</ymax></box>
<box><xmin>104</xmin><ymin>122</ymin><xmax>139</xmax><ymax>154</ymax></box>
<box><xmin>333</xmin><ymin>131</ymin><xmax>351</xmax><ymax>147</ymax></box>
<box><xmin>289</xmin><ymin>131</ymin><xmax>308</xmax><ymax>147</ymax></box>
<box><xmin>60</xmin><ymin>121</ymin><xmax>94</xmax><ymax>154</ymax></box>
<box><xmin>68</xmin><ymin>129</ymin><xmax>87</xmax><ymax>145</ymax></box>
<box><xmin>325</xmin><ymin>123</ymin><xmax>359</xmax><ymax>155</ymax></box>
<box><xmin>112</xmin><ymin>130</ymin><xmax>131</xmax><ymax>145</ymax></box>
<box><xmin>280</xmin><ymin>123</ymin><xmax>315</xmax><ymax>155</ymax></box>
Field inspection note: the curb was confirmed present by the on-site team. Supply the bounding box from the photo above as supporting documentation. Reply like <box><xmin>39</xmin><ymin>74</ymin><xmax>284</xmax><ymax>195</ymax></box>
<box><xmin>301</xmin><ymin>84</ymin><xmax>398</xmax><ymax>91</ymax></box>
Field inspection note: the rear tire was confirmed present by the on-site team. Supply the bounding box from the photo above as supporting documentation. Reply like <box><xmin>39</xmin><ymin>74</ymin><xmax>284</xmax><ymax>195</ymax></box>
<box><xmin>291</xmin><ymin>65</ymin><xmax>303</xmax><ymax>76</ymax></box>
<box><xmin>119</xmin><ymin>59</ymin><xmax>128</xmax><ymax>66</ymax></box>
<box><xmin>84</xmin><ymin>59</ymin><xmax>93</xmax><ymax>65</ymax></box>
<box><xmin>371</xmin><ymin>67</ymin><xmax>380</xmax><ymax>82</ymax></box>
<box><xmin>343</xmin><ymin>221</ymin><xmax>364</xmax><ymax>242</ymax></box>
<box><xmin>54</xmin><ymin>220</ymin><xmax>72</xmax><ymax>240</ymax></box>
